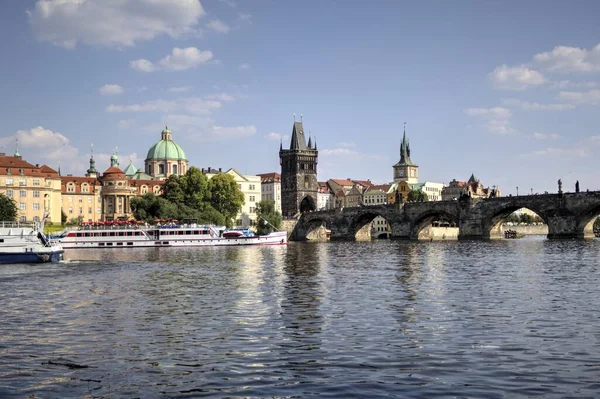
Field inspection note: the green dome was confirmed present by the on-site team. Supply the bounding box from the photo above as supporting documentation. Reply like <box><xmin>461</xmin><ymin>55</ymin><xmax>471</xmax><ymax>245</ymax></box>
<box><xmin>146</xmin><ymin>127</ymin><xmax>187</xmax><ymax>161</ymax></box>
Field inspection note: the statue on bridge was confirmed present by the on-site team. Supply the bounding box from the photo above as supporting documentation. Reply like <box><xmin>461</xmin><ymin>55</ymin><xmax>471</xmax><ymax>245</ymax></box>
<box><xmin>576</xmin><ymin>180</ymin><xmax>580</xmax><ymax>193</ymax></box>
<box><xmin>558</xmin><ymin>179</ymin><xmax>562</xmax><ymax>194</ymax></box>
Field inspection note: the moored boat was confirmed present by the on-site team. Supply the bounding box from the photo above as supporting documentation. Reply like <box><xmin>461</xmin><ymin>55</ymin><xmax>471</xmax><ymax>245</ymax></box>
<box><xmin>58</xmin><ymin>221</ymin><xmax>287</xmax><ymax>249</ymax></box>
<box><xmin>0</xmin><ymin>220</ymin><xmax>64</xmax><ymax>264</ymax></box>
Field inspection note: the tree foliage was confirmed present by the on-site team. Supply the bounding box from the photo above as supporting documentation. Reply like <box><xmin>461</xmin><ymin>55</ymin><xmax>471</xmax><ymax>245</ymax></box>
<box><xmin>131</xmin><ymin>168</ymin><xmax>242</xmax><ymax>226</ymax></box>
<box><xmin>208</xmin><ymin>173</ymin><xmax>245</xmax><ymax>227</ymax></box>
<box><xmin>255</xmin><ymin>200</ymin><xmax>282</xmax><ymax>235</ymax></box>
<box><xmin>407</xmin><ymin>189</ymin><xmax>429</xmax><ymax>202</ymax></box>
<box><xmin>0</xmin><ymin>193</ymin><xmax>18</xmax><ymax>221</ymax></box>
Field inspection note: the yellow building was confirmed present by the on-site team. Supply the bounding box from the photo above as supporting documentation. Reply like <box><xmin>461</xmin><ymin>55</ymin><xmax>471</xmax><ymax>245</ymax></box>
<box><xmin>61</xmin><ymin>176</ymin><xmax>102</xmax><ymax>223</ymax></box>
<box><xmin>204</xmin><ymin>167</ymin><xmax>261</xmax><ymax>226</ymax></box>
<box><xmin>0</xmin><ymin>152</ymin><xmax>62</xmax><ymax>224</ymax></box>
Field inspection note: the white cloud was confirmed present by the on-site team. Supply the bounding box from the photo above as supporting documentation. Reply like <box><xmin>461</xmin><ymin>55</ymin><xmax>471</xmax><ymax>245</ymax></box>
<box><xmin>218</xmin><ymin>0</ymin><xmax>237</xmax><ymax>7</ymax></box>
<box><xmin>533</xmin><ymin>43</ymin><xmax>600</xmax><ymax>73</ymax></box>
<box><xmin>558</xmin><ymin>89</ymin><xmax>600</xmax><ymax>105</ymax></box>
<box><xmin>98</xmin><ymin>84</ymin><xmax>124</xmax><ymax>95</ymax></box>
<box><xmin>205</xmin><ymin>93</ymin><xmax>236</xmax><ymax>102</ymax></box>
<box><xmin>485</xmin><ymin>119</ymin><xmax>516</xmax><ymax>135</ymax></box>
<box><xmin>465</xmin><ymin>107</ymin><xmax>515</xmax><ymax>134</ymax></box>
<box><xmin>130</xmin><ymin>59</ymin><xmax>156</xmax><ymax>72</ymax></box>
<box><xmin>238</xmin><ymin>13</ymin><xmax>252</xmax><ymax>23</ymax></box>
<box><xmin>130</xmin><ymin>47</ymin><xmax>214</xmax><ymax>72</ymax></box>
<box><xmin>488</xmin><ymin>65</ymin><xmax>545</xmax><ymax>90</ymax></box>
<box><xmin>320</xmin><ymin>148</ymin><xmax>386</xmax><ymax>160</ymax></box>
<box><xmin>339</xmin><ymin>142</ymin><xmax>356</xmax><ymax>148</ymax></box>
<box><xmin>264</xmin><ymin>132</ymin><xmax>289</xmax><ymax>141</ymax></box>
<box><xmin>464</xmin><ymin>107</ymin><xmax>512</xmax><ymax>118</ymax></box>
<box><xmin>238</xmin><ymin>63</ymin><xmax>250</xmax><ymax>71</ymax></box>
<box><xmin>549</xmin><ymin>80</ymin><xmax>600</xmax><ymax>89</ymax></box>
<box><xmin>522</xmin><ymin>147</ymin><xmax>588</xmax><ymax>158</ymax></box>
<box><xmin>27</xmin><ymin>0</ymin><xmax>205</xmax><ymax>49</ymax></box>
<box><xmin>206</xmin><ymin>19</ymin><xmax>230</xmax><ymax>34</ymax></box>
<box><xmin>190</xmin><ymin>125</ymin><xmax>257</xmax><ymax>142</ymax></box>
<box><xmin>107</xmin><ymin>97</ymin><xmax>222</xmax><ymax>115</ymax></box>
<box><xmin>532</xmin><ymin>132</ymin><xmax>561</xmax><ymax>140</ymax></box>
<box><xmin>502</xmin><ymin>99</ymin><xmax>575</xmax><ymax>111</ymax></box>
<box><xmin>168</xmin><ymin>86</ymin><xmax>193</xmax><ymax>93</ymax></box>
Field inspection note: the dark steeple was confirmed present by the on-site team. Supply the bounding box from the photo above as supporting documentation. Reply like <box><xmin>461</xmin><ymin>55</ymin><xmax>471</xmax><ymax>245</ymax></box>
<box><xmin>307</xmin><ymin>136</ymin><xmax>312</xmax><ymax>149</ymax></box>
<box><xmin>398</xmin><ymin>125</ymin><xmax>414</xmax><ymax>166</ymax></box>
<box><xmin>86</xmin><ymin>143</ymin><xmax>98</xmax><ymax>177</ymax></box>
<box><xmin>289</xmin><ymin>121</ymin><xmax>308</xmax><ymax>150</ymax></box>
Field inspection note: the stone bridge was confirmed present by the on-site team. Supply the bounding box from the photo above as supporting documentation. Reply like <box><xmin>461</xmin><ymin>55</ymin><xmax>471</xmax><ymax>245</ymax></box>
<box><xmin>293</xmin><ymin>191</ymin><xmax>600</xmax><ymax>240</ymax></box>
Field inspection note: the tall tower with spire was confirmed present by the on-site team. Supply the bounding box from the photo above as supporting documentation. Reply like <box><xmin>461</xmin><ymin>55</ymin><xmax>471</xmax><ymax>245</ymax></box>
<box><xmin>393</xmin><ymin>124</ymin><xmax>418</xmax><ymax>184</ymax></box>
<box><xmin>279</xmin><ymin>117</ymin><xmax>318</xmax><ymax>217</ymax></box>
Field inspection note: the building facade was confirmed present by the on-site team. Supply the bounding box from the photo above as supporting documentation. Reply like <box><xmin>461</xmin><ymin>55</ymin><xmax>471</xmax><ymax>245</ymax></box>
<box><xmin>0</xmin><ymin>152</ymin><xmax>62</xmax><ymax>224</ymax></box>
<box><xmin>279</xmin><ymin>120</ymin><xmax>318</xmax><ymax>217</ymax></box>
<box><xmin>257</xmin><ymin>172</ymin><xmax>282</xmax><ymax>213</ymax></box>
<box><xmin>61</xmin><ymin>176</ymin><xmax>102</xmax><ymax>223</ymax></box>
<box><xmin>205</xmin><ymin>168</ymin><xmax>261</xmax><ymax>226</ymax></box>
<box><xmin>441</xmin><ymin>174</ymin><xmax>501</xmax><ymax>201</ymax></box>
<box><xmin>317</xmin><ymin>181</ymin><xmax>333</xmax><ymax>210</ymax></box>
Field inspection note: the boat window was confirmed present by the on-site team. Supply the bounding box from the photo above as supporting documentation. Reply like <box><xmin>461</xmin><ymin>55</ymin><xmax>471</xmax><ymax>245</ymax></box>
<box><xmin>117</xmin><ymin>242</ymin><xmax>123</xmax><ymax>246</ymax></box>
<box><xmin>127</xmin><ymin>242</ymin><xmax>133</xmax><ymax>246</ymax></box>
<box><xmin>0</xmin><ymin>239</ymin><xmax>3</xmax><ymax>243</ymax></box>
<box><xmin>185</xmin><ymin>230</ymin><xmax>191</xmax><ymax>235</ymax></box>
<box><xmin>163</xmin><ymin>242</ymin><xmax>169</xmax><ymax>245</ymax></box>
<box><xmin>102</xmin><ymin>232</ymin><xmax>107</xmax><ymax>237</ymax></box>
<box><xmin>118</xmin><ymin>232</ymin><xmax>124</xmax><ymax>236</ymax></box>
<box><xmin>77</xmin><ymin>233</ymin><xmax>82</xmax><ymax>237</ymax></box>
<box><xmin>99</xmin><ymin>243</ymin><xmax>105</xmax><ymax>246</ymax></box>
<box><xmin>193</xmin><ymin>230</ymin><xmax>199</xmax><ymax>235</ymax></box>
<box><xmin>109</xmin><ymin>232</ymin><xmax>115</xmax><ymax>237</ymax></box>
<box><xmin>107</xmin><ymin>242</ymin><xmax>113</xmax><ymax>246</ymax></box>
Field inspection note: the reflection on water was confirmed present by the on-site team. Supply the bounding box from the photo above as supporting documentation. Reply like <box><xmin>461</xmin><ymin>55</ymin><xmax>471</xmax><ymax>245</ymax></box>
<box><xmin>2</xmin><ymin>239</ymin><xmax>600</xmax><ymax>397</ymax></box>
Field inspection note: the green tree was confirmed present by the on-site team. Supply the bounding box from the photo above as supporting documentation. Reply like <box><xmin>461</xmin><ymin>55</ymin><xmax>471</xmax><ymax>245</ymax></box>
<box><xmin>0</xmin><ymin>193</ymin><xmax>18</xmax><ymax>221</ymax></box>
<box><xmin>208</xmin><ymin>173</ymin><xmax>245</xmax><ymax>227</ymax></box>
<box><xmin>61</xmin><ymin>209</ymin><xmax>68</xmax><ymax>225</ymax></box>
<box><xmin>407</xmin><ymin>189</ymin><xmax>429</xmax><ymax>202</ymax></box>
<box><xmin>161</xmin><ymin>175</ymin><xmax>184</xmax><ymax>204</ymax></box>
<box><xmin>180</xmin><ymin>166</ymin><xmax>210</xmax><ymax>209</ymax></box>
<box><xmin>255</xmin><ymin>200</ymin><xmax>282</xmax><ymax>235</ymax></box>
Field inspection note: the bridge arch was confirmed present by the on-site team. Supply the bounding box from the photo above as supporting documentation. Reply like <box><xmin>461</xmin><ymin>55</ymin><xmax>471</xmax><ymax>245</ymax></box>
<box><xmin>410</xmin><ymin>210</ymin><xmax>459</xmax><ymax>240</ymax></box>
<box><xmin>480</xmin><ymin>202</ymin><xmax>548</xmax><ymax>239</ymax></box>
<box><xmin>297</xmin><ymin>216</ymin><xmax>330</xmax><ymax>241</ymax></box>
<box><xmin>576</xmin><ymin>204</ymin><xmax>600</xmax><ymax>239</ymax></box>
<box><xmin>347</xmin><ymin>209</ymin><xmax>394</xmax><ymax>240</ymax></box>
<box><xmin>300</xmin><ymin>196</ymin><xmax>317</xmax><ymax>213</ymax></box>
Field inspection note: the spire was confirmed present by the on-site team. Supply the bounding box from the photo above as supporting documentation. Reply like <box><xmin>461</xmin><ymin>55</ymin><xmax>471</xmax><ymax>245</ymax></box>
<box><xmin>87</xmin><ymin>143</ymin><xmax>98</xmax><ymax>177</ymax></box>
<box><xmin>280</xmin><ymin>138</ymin><xmax>283</xmax><ymax>151</ymax></box>
<box><xmin>314</xmin><ymin>137</ymin><xmax>317</xmax><ymax>150</ymax></box>
<box><xmin>289</xmin><ymin>119</ymin><xmax>308</xmax><ymax>150</ymax></box>
<box><xmin>398</xmin><ymin>122</ymin><xmax>414</xmax><ymax>166</ymax></box>
<box><xmin>110</xmin><ymin>147</ymin><xmax>119</xmax><ymax>167</ymax></box>
<box><xmin>14</xmin><ymin>138</ymin><xmax>19</xmax><ymax>157</ymax></box>
<box><xmin>307</xmin><ymin>135</ymin><xmax>312</xmax><ymax>149</ymax></box>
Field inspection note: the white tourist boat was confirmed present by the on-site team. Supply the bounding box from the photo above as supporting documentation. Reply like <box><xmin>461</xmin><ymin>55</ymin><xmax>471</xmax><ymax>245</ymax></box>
<box><xmin>57</xmin><ymin>220</ymin><xmax>288</xmax><ymax>249</ymax></box>
<box><xmin>0</xmin><ymin>218</ymin><xmax>64</xmax><ymax>264</ymax></box>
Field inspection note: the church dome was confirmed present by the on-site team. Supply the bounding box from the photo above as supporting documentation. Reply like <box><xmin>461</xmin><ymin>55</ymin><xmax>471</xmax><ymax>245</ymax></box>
<box><xmin>145</xmin><ymin>127</ymin><xmax>187</xmax><ymax>161</ymax></box>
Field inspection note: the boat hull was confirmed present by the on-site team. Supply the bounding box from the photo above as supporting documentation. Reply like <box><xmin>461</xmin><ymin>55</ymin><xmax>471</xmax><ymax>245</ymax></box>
<box><xmin>0</xmin><ymin>250</ymin><xmax>64</xmax><ymax>264</ymax></box>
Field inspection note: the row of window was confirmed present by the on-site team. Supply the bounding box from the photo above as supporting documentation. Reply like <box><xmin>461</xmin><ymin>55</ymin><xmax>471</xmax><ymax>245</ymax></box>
<box><xmin>5</xmin><ymin>190</ymin><xmax>41</xmax><ymax>198</ymax></box>
<box><xmin>67</xmin><ymin>207</ymin><xmax>101</xmax><ymax>214</ymax></box>
<box><xmin>18</xmin><ymin>203</ymin><xmax>42</xmax><ymax>210</ymax></box>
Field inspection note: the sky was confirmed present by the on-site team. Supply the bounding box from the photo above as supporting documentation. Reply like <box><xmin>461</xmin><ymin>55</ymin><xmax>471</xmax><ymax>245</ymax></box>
<box><xmin>1</xmin><ymin>0</ymin><xmax>600</xmax><ymax>195</ymax></box>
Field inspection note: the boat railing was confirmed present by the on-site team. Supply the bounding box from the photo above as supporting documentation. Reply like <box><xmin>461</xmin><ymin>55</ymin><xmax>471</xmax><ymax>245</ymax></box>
<box><xmin>0</xmin><ymin>221</ymin><xmax>41</xmax><ymax>229</ymax></box>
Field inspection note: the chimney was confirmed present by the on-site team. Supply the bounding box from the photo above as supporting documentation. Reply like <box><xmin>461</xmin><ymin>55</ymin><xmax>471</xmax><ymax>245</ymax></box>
<box><xmin>219</xmin><ymin>167</ymin><xmax>222</xmax><ymax>172</ymax></box>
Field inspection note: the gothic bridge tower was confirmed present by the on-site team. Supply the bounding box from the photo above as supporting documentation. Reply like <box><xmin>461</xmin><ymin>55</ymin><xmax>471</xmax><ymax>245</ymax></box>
<box><xmin>279</xmin><ymin>118</ymin><xmax>318</xmax><ymax>217</ymax></box>
<box><xmin>393</xmin><ymin>125</ymin><xmax>419</xmax><ymax>184</ymax></box>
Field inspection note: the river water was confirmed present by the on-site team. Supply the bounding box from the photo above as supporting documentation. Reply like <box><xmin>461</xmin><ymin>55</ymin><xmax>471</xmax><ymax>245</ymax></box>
<box><xmin>1</xmin><ymin>237</ymin><xmax>600</xmax><ymax>398</ymax></box>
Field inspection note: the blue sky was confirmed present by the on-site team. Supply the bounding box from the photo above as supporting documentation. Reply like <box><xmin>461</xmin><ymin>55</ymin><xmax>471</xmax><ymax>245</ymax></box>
<box><xmin>1</xmin><ymin>0</ymin><xmax>600</xmax><ymax>195</ymax></box>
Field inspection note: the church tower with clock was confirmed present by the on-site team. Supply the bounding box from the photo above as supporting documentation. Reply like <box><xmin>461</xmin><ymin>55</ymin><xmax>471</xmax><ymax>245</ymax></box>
<box><xmin>392</xmin><ymin>126</ymin><xmax>418</xmax><ymax>184</ymax></box>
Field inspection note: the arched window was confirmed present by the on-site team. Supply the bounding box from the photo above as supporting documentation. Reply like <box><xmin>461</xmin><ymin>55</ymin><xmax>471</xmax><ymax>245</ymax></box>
<box><xmin>159</xmin><ymin>164</ymin><xmax>165</xmax><ymax>175</ymax></box>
